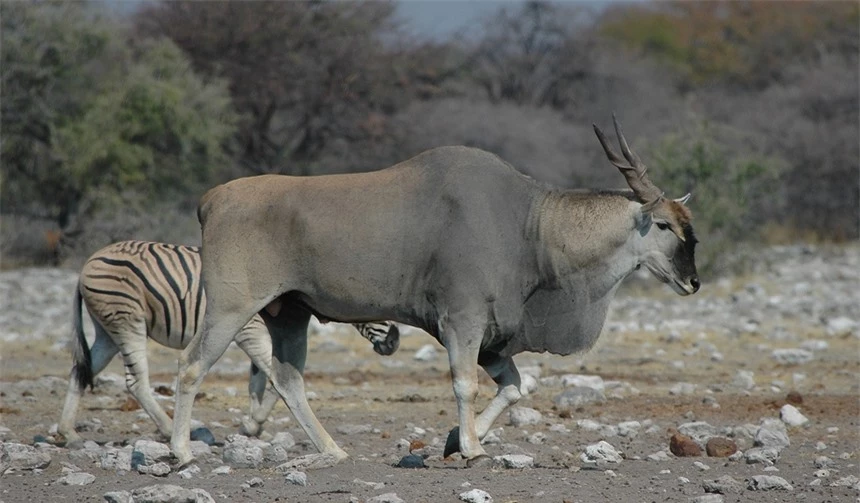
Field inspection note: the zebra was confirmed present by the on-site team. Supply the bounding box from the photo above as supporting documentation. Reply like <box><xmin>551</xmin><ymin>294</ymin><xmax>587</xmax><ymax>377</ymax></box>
<box><xmin>58</xmin><ymin>240</ymin><xmax>399</xmax><ymax>446</ymax></box>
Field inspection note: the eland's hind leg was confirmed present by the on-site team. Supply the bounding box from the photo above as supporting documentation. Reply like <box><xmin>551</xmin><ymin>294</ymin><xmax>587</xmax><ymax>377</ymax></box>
<box><xmin>58</xmin><ymin>322</ymin><xmax>120</xmax><ymax>446</ymax></box>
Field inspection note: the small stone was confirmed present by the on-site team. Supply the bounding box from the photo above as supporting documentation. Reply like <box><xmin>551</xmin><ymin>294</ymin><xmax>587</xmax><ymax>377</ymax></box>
<box><xmin>826</xmin><ymin>316</ymin><xmax>857</xmax><ymax>337</ymax></box>
<box><xmin>0</xmin><ymin>442</ymin><xmax>51</xmax><ymax>471</ymax></box>
<box><xmin>647</xmin><ymin>450</ymin><xmax>670</xmax><ymax>462</ymax></box>
<box><xmin>814</xmin><ymin>456</ymin><xmax>833</xmax><ymax>468</ymax></box>
<box><xmin>830</xmin><ymin>475</ymin><xmax>860</xmax><ymax>488</ymax></box>
<box><xmin>508</xmin><ymin>407</ymin><xmax>542</xmax><ymax>427</ymax></box>
<box><xmin>413</xmin><ymin>344</ymin><xmax>439</xmax><ymax>361</ymax></box>
<box><xmin>57</xmin><ymin>471</ymin><xmax>95</xmax><ymax>485</ymax></box>
<box><xmin>668</xmin><ymin>382</ymin><xmax>697</xmax><ymax>395</ymax></box>
<box><xmin>222</xmin><ymin>438</ymin><xmax>264</xmax><ymax>469</ymax></box>
<box><xmin>693</xmin><ymin>461</ymin><xmax>710</xmax><ymax>471</ymax></box>
<box><xmin>617</xmin><ymin>421</ymin><xmax>641</xmax><ymax>438</ymax></box>
<box><xmin>703</xmin><ymin>475</ymin><xmax>744</xmax><ymax>494</ymax></box>
<box><xmin>284</xmin><ymin>470</ymin><xmax>308</xmax><ymax>486</ymax></box>
<box><xmin>553</xmin><ymin>387</ymin><xmax>605</xmax><ymax>408</ymax></box>
<box><xmin>137</xmin><ymin>461</ymin><xmax>170</xmax><ymax>477</ymax></box>
<box><xmin>211</xmin><ymin>465</ymin><xmax>232</xmax><ymax>475</ymax></box>
<box><xmin>678</xmin><ymin>421</ymin><xmax>718</xmax><ymax>447</ymax></box>
<box><xmin>670</xmin><ymin>433</ymin><xmax>701</xmax><ymax>457</ymax></box>
<box><xmin>560</xmin><ymin>374</ymin><xmax>605</xmax><ymax>391</ymax></box>
<box><xmin>580</xmin><ymin>440</ymin><xmax>623</xmax><ymax>467</ymax></box>
<box><xmin>779</xmin><ymin>404</ymin><xmax>809</xmax><ymax>427</ymax></box>
<box><xmin>103</xmin><ymin>491</ymin><xmax>132</xmax><ymax>503</ymax></box>
<box><xmin>100</xmin><ymin>448</ymin><xmax>132</xmax><ymax>471</ymax></box>
<box><xmin>754</xmin><ymin>419</ymin><xmax>790</xmax><ymax>449</ymax></box>
<box><xmin>691</xmin><ymin>495</ymin><xmax>724</xmax><ymax>503</ymax></box>
<box><xmin>190</xmin><ymin>427</ymin><xmax>216</xmax><ymax>446</ymax></box>
<box><xmin>397</xmin><ymin>454</ymin><xmax>426</xmax><ymax>468</ymax></box>
<box><xmin>336</xmin><ymin>424</ymin><xmax>373</xmax><ymax>435</ymax></box>
<box><xmin>459</xmin><ymin>488</ymin><xmax>493</xmax><ymax>503</ymax></box>
<box><xmin>519</xmin><ymin>374</ymin><xmax>538</xmax><ymax>395</ymax></box>
<box><xmin>705</xmin><ymin>438</ymin><xmax>737</xmax><ymax>457</ymax></box>
<box><xmin>526</xmin><ymin>432</ymin><xmax>546</xmax><ymax>445</ymax></box>
<box><xmin>785</xmin><ymin>391</ymin><xmax>803</xmax><ymax>405</ymax></box>
<box><xmin>747</xmin><ymin>475</ymin><xmax>793</xmax><ymax>491</ymax></box>
<box><xmin>732</xmin><ymin>370</ymin><xmax>756</xmax><ymax>390</ymax></box>
<box><xmin>367</xmin><ymin>493</ymin><xmax>405</xmax><ymax>503</ymax></box>
<box><xmin>131</xmin><ymin>440</ymin><xmax>171</xmax><ymax>468</ymax></box>
<box><xmin>493</xmin><ymin>454</ymin><xmax>534</xmax><ymax>469</ymax></box>
<box><xmin>744</xmin><ymin>447</ymin><xmax>781</xmax><ymax>465</ymax></box>
<box><xmin>178</xmin><ymin>464</ymin><xmax>201</xmax><ymax>479</ymax></box>
<box><xmin>771</xmin><ymin>348</ymin><xmax>813</xmax><ymax>365</ymax></box>
<box><xmin>131</xmin><ymin>484</ymin><xmax>205</xmax><ymax>503</ymax></box>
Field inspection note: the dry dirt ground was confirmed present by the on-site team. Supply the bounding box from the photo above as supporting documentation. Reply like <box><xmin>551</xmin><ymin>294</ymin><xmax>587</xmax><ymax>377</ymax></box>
<box><xmin>0</xmin><ymin>245</ymin><xmax>858</xmax><ymax>503</ymax></box>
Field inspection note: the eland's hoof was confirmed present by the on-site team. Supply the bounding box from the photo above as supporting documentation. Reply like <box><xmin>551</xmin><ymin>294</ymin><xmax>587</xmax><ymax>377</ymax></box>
<box><xmin>465</xmin><ymin>454</ymin><xmax>493</xmax><ymax>468</ymax></box>
<box><xmin>443</xmin><ymin>426</ymin><xmax>460</xmax><ymax>458</ymax></box>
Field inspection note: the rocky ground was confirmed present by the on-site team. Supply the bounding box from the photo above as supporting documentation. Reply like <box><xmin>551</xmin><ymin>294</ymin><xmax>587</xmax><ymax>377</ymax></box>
<box><xmin>0</xmin><ymin>244</ymin><xmax>858</xmax><ymax>503</ymax></box>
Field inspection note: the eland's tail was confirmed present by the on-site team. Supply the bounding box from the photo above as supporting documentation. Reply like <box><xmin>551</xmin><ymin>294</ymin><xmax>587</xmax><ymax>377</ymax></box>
<box><xmin>71</xmin><ymin>284</ymin><xmax>94</xmax><ymax>390</ymax></box>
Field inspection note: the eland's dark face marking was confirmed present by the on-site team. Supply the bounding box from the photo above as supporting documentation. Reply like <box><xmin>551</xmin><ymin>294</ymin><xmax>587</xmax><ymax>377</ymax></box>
<box><xmin>641</xmin><ymin>199</ymin><xmax>700</xmax><ymax>295</ymax></box>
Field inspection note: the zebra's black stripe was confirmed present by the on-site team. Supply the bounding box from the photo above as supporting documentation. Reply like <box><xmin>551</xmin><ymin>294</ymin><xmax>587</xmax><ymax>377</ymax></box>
<box><xmin>149</xmin><ymin>243</ymin><xmax>188</xmax><ymax>344</ymax></box>
<box><xmin>83</xmin><ymin>285</ymin><xmax>143</xmax><ymax>308</ymax></box>
<box><xmin>92</xmin><ymin>257</ymin><xmax>172</xmax><ymax>337</ymax></box>
<box><xmin>170</xmin><ymin>245</ymin><xmax>197</xmax><ymax>344</ymax></box>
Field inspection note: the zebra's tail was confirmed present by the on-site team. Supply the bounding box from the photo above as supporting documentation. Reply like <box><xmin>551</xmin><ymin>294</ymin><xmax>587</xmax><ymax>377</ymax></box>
<box><xmin>71</xmin><ymin>285</ymin><xmax>94</xmax><ymax>391</ymax></box>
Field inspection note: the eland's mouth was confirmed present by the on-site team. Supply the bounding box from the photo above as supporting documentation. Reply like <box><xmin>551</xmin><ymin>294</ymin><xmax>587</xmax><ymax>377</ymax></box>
<box><xmin>672</xmin><ymin>278</ymin><xmax>696</xmax><ymax>296</ymax></box>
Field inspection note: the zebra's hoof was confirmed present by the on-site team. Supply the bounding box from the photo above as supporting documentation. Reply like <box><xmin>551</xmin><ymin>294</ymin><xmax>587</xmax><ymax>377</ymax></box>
<box><xmin>443</xmin><ymin>426</ymin><xmax>460</xmax><ymax>458</ymax></box>
<box><xmin>372</xmin><ymin>324</ymin><xmax>400</xmax><ymax>356</ymax></box>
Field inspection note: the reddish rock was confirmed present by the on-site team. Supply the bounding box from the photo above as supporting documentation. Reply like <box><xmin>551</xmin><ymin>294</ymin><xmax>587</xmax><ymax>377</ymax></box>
<box><xmin>786</xmin><ymin>390</ymin><xmax>803</xmax><ymax>405</ymax></box>
<box><xmin>120</xmin><ymin>397</ymin><xmax>141</xmax><ymax>412</ymax></box>
<box><xmin>706</xmin><ymin>437</ymin><xmax>738</xmax><ymax>457</ymax></box>
<box><xmin>670</xmin><ymin>433</ymin><xmax>702</xmax><ymax>457</ymax></box>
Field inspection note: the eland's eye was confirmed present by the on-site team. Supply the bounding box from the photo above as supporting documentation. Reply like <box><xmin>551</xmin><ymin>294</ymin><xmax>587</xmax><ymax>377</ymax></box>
<box><xmin>656</xmin><ymin>222</ymin><xmax>670</xmax><ymax>230</ymax></box>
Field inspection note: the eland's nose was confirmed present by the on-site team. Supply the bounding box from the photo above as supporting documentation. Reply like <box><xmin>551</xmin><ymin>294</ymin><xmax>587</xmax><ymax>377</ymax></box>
<box><xmin>690</xmin><ymin>276</ymin><xmax>701</xmax><ymax>293</ymax></box>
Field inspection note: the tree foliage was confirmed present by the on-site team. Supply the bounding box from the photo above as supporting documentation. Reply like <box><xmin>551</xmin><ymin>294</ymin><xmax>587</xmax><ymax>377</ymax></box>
<box><xmin>1</xmin><ymin>2</ymin><xmax>236</xmax><ymax>233</ymax></box>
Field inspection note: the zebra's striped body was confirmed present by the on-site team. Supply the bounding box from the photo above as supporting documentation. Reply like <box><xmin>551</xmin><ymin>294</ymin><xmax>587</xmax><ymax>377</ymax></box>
<box><xmin>59</xmin><ymin>240</ymin><xmax>398</xmax><ymax>445</ymax></box>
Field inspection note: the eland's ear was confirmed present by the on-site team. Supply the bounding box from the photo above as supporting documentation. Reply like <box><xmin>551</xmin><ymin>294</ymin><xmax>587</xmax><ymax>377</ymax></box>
<box><xmin>634</xmin><ymin>204</ymin><xmax>654</xmax><ymax>236</ymax></box>
<box><xmin>675</xmin><ymin>193</ymin><xmax>692</xmax><ymax>205</ymax></box>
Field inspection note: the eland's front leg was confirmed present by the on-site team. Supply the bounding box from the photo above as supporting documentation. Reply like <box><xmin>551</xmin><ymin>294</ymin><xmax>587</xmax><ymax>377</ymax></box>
<box><xmin>442</xmin><ymin>317</ymin><xmax>488</xmax><ymax>466</ymax></box>
<box><xmin>444</xmin><ymin>354</ymin><xmax>522</xmax><ymax>458</ymax></box>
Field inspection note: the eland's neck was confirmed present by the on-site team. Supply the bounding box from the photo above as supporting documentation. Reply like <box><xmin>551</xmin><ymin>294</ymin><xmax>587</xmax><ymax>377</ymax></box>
<box><xmin>531</xmin><ymin>190</ymin><xmax>643</xmax><ymax>300</ymax></box>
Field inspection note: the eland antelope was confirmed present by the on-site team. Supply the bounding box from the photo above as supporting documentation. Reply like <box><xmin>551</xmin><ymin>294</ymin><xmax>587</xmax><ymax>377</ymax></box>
<box><xmin>170</xmin><ymin>116</ymin><xmax>699</xmax><ymax>468</ymax></box>
<box><xmin>59</xmin><ymin>240</ymin><xmax>398</xmax><ymax>446</ymax></box>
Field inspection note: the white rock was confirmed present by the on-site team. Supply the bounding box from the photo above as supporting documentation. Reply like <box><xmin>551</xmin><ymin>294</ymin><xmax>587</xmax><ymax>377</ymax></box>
<box><xmin>100</xmin><ymin>447</ymin><xmax>132</xmax><ymax>471</ymax></box>
<box><xmin>554</xmin><ymin>387</ymin><xmax>605</xmax><ymax>408</ymax></box>
<box><xmin>732</xmin><ymin>370</ymin><xmax>756</xmax><ymax>390</ymax></box>
<box><xmin>580</xmin><ymin>441</ymin><xmax>623</xmax><ymax>468</ymax></box>
<box><xmin>814</xmin><ymin>455</ymin><xmax>833</xmax><ymax>468</ymax></box>
<box><xmin>693</xmin><ymin>461</ymin><xmax>710</xmax><ymax>471</ymax></box>
<box><xmin>800</xmin><ymin>340</ymin><xmax>828</xmax><ymax>351</ymax></box>
<box><xmin>211</xmin><ymin>465</ymin><xmax>232</xmax><ymax>475</ymax></box>
<box><xmin>830</xmin><ymin>475</ymin><xmax>860</xmax><ymax>489</ymax></box>
<box><xmin>617</xmin><ymin>421</ymin><xmax>641</xmax><ymax>438</ymax></box>
<box><xmin>744</xmin><ymin>447</ymin><xmax>781</xmax><ymax>465</ymax></box>
<box><xmin>0</xmin><ymin>442</ymin><xmax>51</xmax><ymax>471</ymax></box>
<box><xmin>771</xmin><ymin>348</ymin><xmax>813</xmax><ymax>365</ymax></box>
<box><xmin>754</xmin><ymin>419</ymin><xmax>790</xmax><ymax>449</ymax></box>
<box><xmin>137</xmin><ymin>461</ymin><xmax>171</xmax><ymax>476</ymax></box>
<box><xmin>560</xmin><ymin>374</ymin><xmax>604</xmax><ymax>391</ymax></box>
<box><xmin>413</xmin><ymin>344</ymin><xmax>439</xmax><ymax>361</ymax></box>
<box><xmin>493</xmin><ymin>454</ymin><xmax>534</xmax><ymax>469</ymax></box>
<box><xmin>131</xmin><ymin>440</ymin><xmax>171</xmax><ymax>468</ymax></box>
<box><xmin>367</xmin><ymin>493</ymin><xmax>405</xmax><ymax>503</ymax></box>
<box><xmin>668</xmin><ymin>382</ymin><xmax>697</xmax><ymax>395</ymax></box>
<box><xmin>222</xmin><ymin>438</ymin><xmax>265</xmax><ymax>468</ymax></box>
<box><xmin>57</xmin><ymin>471</ymin><xmax>95</xmax><ymax>485</ymax></box>
<box><xmin>508</xmin><ymin>407</ymin><xmax>542</xmax><ymax>427</ymax></box>
<box><xmin>284</xmin><ymin>471</ymin><xmax>308</xmax><ymax>486</ymax></box>
<box><xmin>131</xmin><ymin>484</ymin><xmax>212</xmax><ymax>503</ymax></box>
<box><xmin>747</xmin><ymin>475</ymin><xmax>793</xmax><ymax>491</ymax></box>
<box><xmin>103</xmin><ymin>491</ymin><xmax>132</xmax><ymax>503</ymax></box>
<box><xmin>691</xmin><ymin>495</ymin><xmax>724</xmax><ymax>503</ymax></box>
<box><xmin>337</xmin><ymin>423</ymin><xmax>374</xmax><ymax>435</ymax></box>
<box><xmin>519</xmin><ymin>373</ymin><xmax>538</xmax><ymax>395</ymax></box>
<box><xmin>459</xmin><ymin>488</ymin><xmax>493</xmax><ymax>503</ymax></box>
<box><xmin>646</xmin><ymin>450</ymin><xmax>670</xmax><ymax>462</ymax></box>
<box><xmin>178</xmin><ymin>464</ymin><xmax>201</xmax><ymax>479</ymax></box>
<box><xmin>826</xmin><ymin>316</ymin><xmax>857</xmax><ymax>337</ymax></box>
<box><xmin>678</xmin><ymin>421</ymin><xmax>718</xmax><ymax>447</ymax></box>
<box><xmin>575</xmin><ymin>419</ymin><xmax>604</xmax><ymax>431</ymax></box>
<box><xmin>779</xmin><ymin>404</ymin><xmax>809</xmax><ymax>427</ymax></box>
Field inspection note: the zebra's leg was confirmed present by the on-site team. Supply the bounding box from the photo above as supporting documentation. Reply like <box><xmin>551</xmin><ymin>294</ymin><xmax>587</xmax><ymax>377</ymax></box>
<box><xmin>444</xmin><ymin>353</ymin><xmax>522</xmax><ymax>458</ymax></box>
<box><xmin>58</xmin><ymin>323</ymin><xmax>120</xmax><ymax>447</ymax></box>
<box><xmin>171</xmin><ymin>311</ymin><xmax>250</xmax><ymax>467</ymax></box>
<box><xmin>119</xmin><ymin>321</ymin><xmax>174</xmax><ymax>440</ymax></box>
<box><xmin>233</xmin><ymin>315</ymin><xmax>278</xmax><ymax>437</ymax></box>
